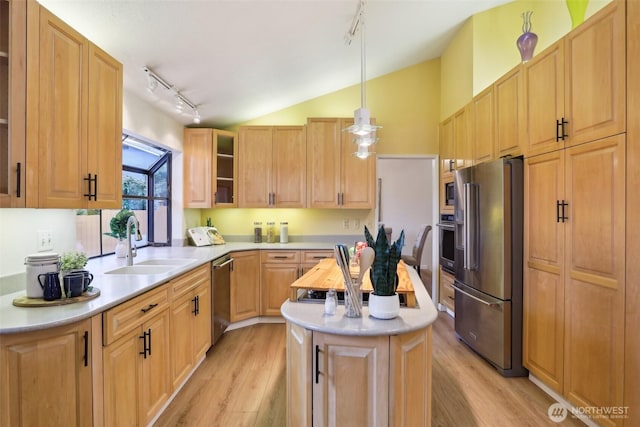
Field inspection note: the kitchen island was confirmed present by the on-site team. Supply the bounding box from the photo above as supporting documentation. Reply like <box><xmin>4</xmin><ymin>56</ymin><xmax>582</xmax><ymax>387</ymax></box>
<box><xmin>281</xmin><ymin>263</ymin><xmax>437</xmax><ymax>426</ymax></box>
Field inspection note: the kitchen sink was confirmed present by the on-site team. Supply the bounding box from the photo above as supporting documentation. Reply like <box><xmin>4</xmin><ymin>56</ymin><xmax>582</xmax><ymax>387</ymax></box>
<box><xmin>136</xmin><ymin>258</ymin><xmax>196</xmax><ymax>266</ymax></box>
<box><xmin>105</xmin><ymin>265</ymin><xmax>178</xmax><ymax>275</ymax></box>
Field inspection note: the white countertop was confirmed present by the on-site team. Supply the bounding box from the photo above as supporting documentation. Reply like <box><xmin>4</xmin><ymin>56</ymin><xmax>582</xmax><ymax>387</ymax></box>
<box><xmin>281</xmin><ymin>265</ymin><xmax>438</xmax><ymax>336</ymax></box>
<box><xmin>0</xmin><ymin>242</ymin><xmax>336</xmax><ymax>334</ymax></box>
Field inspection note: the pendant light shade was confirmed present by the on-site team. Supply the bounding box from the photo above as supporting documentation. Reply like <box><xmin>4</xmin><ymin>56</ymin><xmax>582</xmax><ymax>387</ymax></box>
<box><xmin>344</xmin><ymin>0</ymin><xmax>381</xmax><ymax>159</ymax></box>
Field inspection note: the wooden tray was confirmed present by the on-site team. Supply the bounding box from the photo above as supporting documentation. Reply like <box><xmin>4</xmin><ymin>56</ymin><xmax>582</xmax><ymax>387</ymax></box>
<box><xmin>290</xmin><ymin>259</ymin><xmax>416</xmax><ymax>307</ymax></box>
<box><xmin>12</xmin><ymin>288</ymin><xmax>101</xmax><ymax>307</ymax></box>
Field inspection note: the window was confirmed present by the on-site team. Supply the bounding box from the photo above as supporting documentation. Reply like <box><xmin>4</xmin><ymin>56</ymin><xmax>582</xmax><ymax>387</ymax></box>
<box><xmin>76</xmin><ymin>132</ymin><xmax>172</xmax><ymax>257</ymax></box>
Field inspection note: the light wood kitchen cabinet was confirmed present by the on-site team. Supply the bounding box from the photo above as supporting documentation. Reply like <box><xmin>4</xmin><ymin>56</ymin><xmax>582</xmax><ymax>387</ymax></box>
<box><xmin>300</xmin><ymin>250</ymin><xmax>333</xmax><ymax>275</ymax></box>
<box><xmin>439</xmin><ymin>116</ymin><xmax>454</xmax><ymax>181</ymax></box>
<box><xmin>454</xmin><ymin>104</ymin><xmax>473</xmax><ymax>169</ymax></box>
<box><xmin>261</xmin><ymin>250</ymin><xmax>300</xmax><ymax>316</ymax></box>
<box><xmin>169</xmin><ymin>264</ymin><xmax>212</xmax><ymax>389</ymax></box>
<box><xmin>103</xmin><ymin>285</ymin><xmax>171</xmax><ymax>427</ymax></box>
<box><xmin>307</xmin><ymin>118</ymin><xmax>375</xmax><ymax>209</ymax></box>
<box><xmin>26</xmin><ymin>4</ymin><xmax>122</xmax><ymax>208</ymax></box>
<box><xmin>494</xmin><ymin>65</ymin><xmax>524</xmax><ymax>158</ymax></box>
<box><xmin>230</xmin><ymin>250</ymin><xmax>261</xmax><ymax>322</ymax></box>
<box><xmin>286</xmin><ymin>322</ymin><xmax>432</xmax><ymax>426</ymax></box>
<box><xmin>0</xmin><ymin>319</ymin><xmax>93</xmax><ymax>427</ymax></box>
<box><xmin>0</xmin><ymin>0</ymin><xmax>26</xmax><ymax>208</ymax></box>
<box><xmin>438</xmin><ymin>267</ymin><xmax>455</xmax><ymax>313</ymax></box>
<box><xmin>471</xmin><ymin>86</ymin><xmax>494</xmax><ymax>164</ymax></box>
<box><xmin>524</xmin><ymin>135</ymin><xmax>625</xmax><ymax>419</ymax></box>
<box><xmin>183</xmin><ymin>128</ymin><xmax>238</xmax><ymax>208</ymax></box>
<box><xmin>238</xmin><ymin>125</ymin><xmax>306</xmax><ymax>208</ymax></box>
<box><xmin>523</xmin><ymin>1</ymin><xmax>625</xmax><ymax>158</ymax></box>
<box><xmin>313</xmin><ymin>332</ymin><xmax>389</xmax><ymax>426</ymax></box>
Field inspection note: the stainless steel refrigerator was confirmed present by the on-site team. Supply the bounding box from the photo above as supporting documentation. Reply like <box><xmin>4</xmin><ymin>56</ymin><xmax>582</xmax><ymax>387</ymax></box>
<box><xmin>453</xmin><ymin>157</ymin><xmax>528</xmax><ymax>377</ymax></box>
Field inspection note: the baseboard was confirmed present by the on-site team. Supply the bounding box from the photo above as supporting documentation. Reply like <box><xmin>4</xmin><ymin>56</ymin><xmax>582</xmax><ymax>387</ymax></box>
<box><xmin>529</xmin><ymin>374</ymin><xmax>600</xmax><ymax>427</ymax></box>
<box><xmin>226</xmin><ymin>316</ymin><xmax>285</xmax><ymax>332</ymax></box>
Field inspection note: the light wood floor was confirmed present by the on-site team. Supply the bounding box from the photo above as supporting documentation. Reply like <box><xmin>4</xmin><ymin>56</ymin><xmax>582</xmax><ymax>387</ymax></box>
<box><xmin>155</xmin><ymin>314</ymin><xmax>584</xmax><ymax>427</ymax></box>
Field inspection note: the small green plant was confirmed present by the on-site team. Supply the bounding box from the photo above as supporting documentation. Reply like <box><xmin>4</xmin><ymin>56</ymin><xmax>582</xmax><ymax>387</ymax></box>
<box><xmin>60</xmin><ymin>251</ymin><xmax>88</xmax><ymax>271</ymax></box>
<box><xmin>103</xmin><ymin>209</ymin><xmax>136</xmax><ymax>240</ymax></box>
<box><xmin>364</xmin><ymin>225</ymin><xmax>405</xmax><ymax>296</ymax></box>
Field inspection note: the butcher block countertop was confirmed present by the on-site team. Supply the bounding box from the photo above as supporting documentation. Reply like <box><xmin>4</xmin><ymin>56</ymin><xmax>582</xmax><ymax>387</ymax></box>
<box><xmin>289</xmin><ymin>258</ymin><xmax>417</xmax><ymax>307</ymax></box>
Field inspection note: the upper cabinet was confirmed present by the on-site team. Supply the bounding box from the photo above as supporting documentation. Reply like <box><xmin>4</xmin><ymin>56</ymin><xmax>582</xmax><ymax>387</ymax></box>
<box><xmin>5</xmin><ymin>2</ymin><xmax>123</xmax><ymax>209</ymax></box>
<box><xmin>0</xmin><ymin>0</ymin><xmax>26</xmax><ymax>208</ymax></box>
<box><xmin>439</xmin><ymin>117</ymin><xmax>454</xmax><ymax>181</ymax></box>
<box><xmin>183</xmin><ymin>128</ymin><xmax>238</xmax><ymax>208</ymax></box>
<box><xmin>494</xmin><ymin>65</ymin><xmax>525</xmax><ymax>158</ymax></box>
<box><xmin>238</xmin><ymin>125</ymin><xmax>306</xmax><ymax>208</ymax></box>
<box><xmin>523</xmin><ymin>1</ymin><xmax>625</xmax><ymax>157</ymax></box>
<box><xmin>471</xmin><ymin>86</ymin><xmax>494</xmax><ymax>164</ymax></box>
<box><xmin>307</xmin><ymin>118</ymin><xmax>375</xmax><ymax>209</ymax></box>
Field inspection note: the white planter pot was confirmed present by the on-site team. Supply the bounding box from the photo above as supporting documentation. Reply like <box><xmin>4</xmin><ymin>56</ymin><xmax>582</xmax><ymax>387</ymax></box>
<box><xmin>368</xmin><ymin>293</ymin><xmax>400</xmax><ymax>319</ymax></box>
<box><xmin>115</xmin><ymin>239</ymin><xmax>127</xmax><ymax>258</ymax></box>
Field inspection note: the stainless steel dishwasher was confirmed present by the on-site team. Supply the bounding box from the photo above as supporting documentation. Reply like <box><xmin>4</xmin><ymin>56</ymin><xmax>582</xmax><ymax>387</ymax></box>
<box><xmin>212</xmin><ymin>254</ymin><xmax>233</xmax><ymax>345</ymax></box>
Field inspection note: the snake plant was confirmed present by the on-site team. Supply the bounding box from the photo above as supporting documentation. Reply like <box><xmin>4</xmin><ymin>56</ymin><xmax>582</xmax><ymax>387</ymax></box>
<box><xmin>364</xmin><ymin>225</ymin><xmax>405</xmax><ymax>296</ymax></box>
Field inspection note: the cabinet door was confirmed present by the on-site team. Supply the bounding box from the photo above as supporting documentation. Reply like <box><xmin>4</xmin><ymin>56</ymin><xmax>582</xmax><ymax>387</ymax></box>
<box><xmin>238</xmin><ymin>126</ymin><xmax>272</xmax><ymax>207</ymax></box>
<box><xmin>31</xmin><ymin>6</ymin><xmax>88</xmax><ymax>208</ymax></box>
<box><xmin>313</xmin><ymin>332</ymin><xmax>389</xmax><ymax>426</ymax></box>
<box><xmin>494</xmin><ymin>65</ymin><xmax>524</xmax><ymax>158</ymax></box>
<box><xmin>230</xmin><ymin>250</ymin><xmax>261</xmax><ymax>322</ymax></box>
<box><xmin>213</xmin><ymin>129</ymin><xmax>237</xmax><ymax>206</ymax></box>
<box><xmin>193</xmin><ymin>280</ymin><xmax>212</xmax><ymax>360</ymax></box>
<box><xmin>273</xmin><ymin>126</ymin><xmax>306</xmax><ymax>207</ymax></box>
<box><xmin>523</xmin><ymin>150</ymin><xmax>565</xmax><ymax>393</ymax></box>
<box><xmin>170</xmin><ymin>290</ymin><xmax>197</xmax><ymax>389</ymax></box>
<box><xmin>471</xmin><ymin>89</ymin><xmax>494</xmax><ymax>164</ymax></box>
<box><xmin>0</xmin><ymin>0</ymin><xmax>26</xmax><ymax>208</ymax></box>
<box><xmin>183</xmin><ymin>128</ymin><xmax>212</xmax><ymax>208</ymax></box>
<box><xmin>564</xmin><ymin>1</ymin><xmax>625</xmax><ymax>148</ymax></box>
<box><xmin>523</xmin><ymin>41</ymin><xmax>564</xmax><ymax>157</ymax></box>
<box><xmin>340</xmin><ymin>118</ymin><xmax>375</xmax><ymax>209</ymax></box>
<box><xmin>141</xmin><ymin>310</ymin><xmax>171</xmax><ymax>427</ymax></box>
<box><xmin>103</xmin><ymin>327</ymin><xmax>141</xmax><ymax>427</ymax></box>
<box><xmin>454</xmin><ymin>105</ymin><xmax>473</xmax><ymax>168</ymax></box>
<box><xmin>0</xmin><ymin>319</ymin><xmax>92</xmax><ymax>427</ymax></box>
<box><xmin>439</xmin><ymin>117</ymin><xmax>454</xmax><ymax>181</ymax></box>
<box><xmin>87</xmin><ymin>43</ymin><xmax>122</xmax><ymax>209</ymax></box>
<box><xmin>261</xmin><ymin>263</ymin><xmax>299</xmax><ymax>316</ymax></box>
<box><xmin>286</xmin><ymin>322</ymin><xmax>312</xmax><ymax>427</ymax></box>
<box><xmin>563</xmin><ymin>135</ymin><xmax>625</xmax><ymax>413</ymax></box>
<box><xmin>307</xmin><ymin>118</ymin><xmax>341</xmax><ymax>208</ymax></box>
<box><xmin>438</xmin><ymin>267</ymin><xmax>455</xmax><ymax>312</ymax></box>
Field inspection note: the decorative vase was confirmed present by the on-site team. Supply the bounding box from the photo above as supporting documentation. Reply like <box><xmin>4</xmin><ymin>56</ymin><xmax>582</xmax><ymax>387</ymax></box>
<box><xmin>566</xmin><ymin>0</ymin><xmax>589</xmax><ymax>29</ymax></box>
<box><xmin>368</xmin><ymin>293</ymin><xmax>400</xmax><ymax>320</ymax></box>
<box><xmin>115</xmin><ymin>239</ymin><xmax>127</xmax><ymax>258</ymax></box>
<box><xmin>516</xmin><ymin>11</ymin><xmax>538</xmax><ymax>63</ymax></box>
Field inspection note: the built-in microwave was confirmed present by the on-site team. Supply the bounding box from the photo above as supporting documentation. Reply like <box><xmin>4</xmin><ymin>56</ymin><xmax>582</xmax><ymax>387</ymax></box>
<box><xmin>438</xmin><ymin>213</ymin><xmax>455</xmax><ymax>274</ymax></box>
<box><xmin>444</xmin><ymin>181</ymin><xmax>455</xmax><ymax>207</ymax></box>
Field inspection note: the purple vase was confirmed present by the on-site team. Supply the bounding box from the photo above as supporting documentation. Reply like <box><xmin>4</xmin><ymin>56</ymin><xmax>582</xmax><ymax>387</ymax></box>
<box><xmin>517</xmin><ymin>11</ymin><xmax>538</xmax><ymax>63</ymax></box>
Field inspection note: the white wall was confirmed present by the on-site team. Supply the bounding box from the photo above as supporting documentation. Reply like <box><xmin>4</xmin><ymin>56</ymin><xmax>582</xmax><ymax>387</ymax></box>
<box><xmin>0</xmin><ymin>91</ymin><xmax>184</xmax><ymax>282</ymax></box>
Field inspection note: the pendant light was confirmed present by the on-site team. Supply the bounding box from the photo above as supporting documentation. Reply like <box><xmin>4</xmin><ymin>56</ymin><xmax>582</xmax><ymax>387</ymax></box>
<box><xmin>344</xmin><ymin>0</ymin><xmax>381</xmax><ymax>159</ymax></box>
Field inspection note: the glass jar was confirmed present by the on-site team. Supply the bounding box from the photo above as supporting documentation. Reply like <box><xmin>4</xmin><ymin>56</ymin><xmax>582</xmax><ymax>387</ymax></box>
<box><xmin>280</xmin><ymin>222</ymin><xmax>289</xmax><ymax>243</ymax></box>
<box><xmin>266</xmin><ymin>221</ymin><xmax>276</xmax><ymax>243</ymax></box>
<box><xmin>253</xmin><ymin>221</ymin><xmax>262</xmax><ymax>243</ymax></box>
<box><xmin>324</xmin><ymin>289</ymin><xmax>337</xmax><ymax>315</ymax></box>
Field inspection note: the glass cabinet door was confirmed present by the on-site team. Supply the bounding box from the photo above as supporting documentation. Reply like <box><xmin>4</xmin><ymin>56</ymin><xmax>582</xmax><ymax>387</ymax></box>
<box><xmin>213</xmin><ymin>129</ymin><xmax>237</xmax><ymax>206</ymax></box>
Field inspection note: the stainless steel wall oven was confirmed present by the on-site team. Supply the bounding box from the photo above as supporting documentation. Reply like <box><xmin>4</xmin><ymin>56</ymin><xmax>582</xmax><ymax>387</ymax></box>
<box><xmin>438</xmin><ymin>213</ymin><xmax>455</xmax><ymax>274</ymax></box>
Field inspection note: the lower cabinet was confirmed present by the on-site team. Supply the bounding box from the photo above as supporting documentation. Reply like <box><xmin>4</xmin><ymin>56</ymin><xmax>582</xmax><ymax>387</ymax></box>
<box><xmin>230</xmin><ymin>250</ymin><xmax>261</xmax><ymax>322</ymax></box>
<box><xmin>169</xmin><ymin>264</ymin><xmax>212</xmax><ymax>389</ymax></box>
<box><xmin>103</xmin><ymin>285</ymin><xmax>172</xmax><ymax>427</ymax></box>
<box><xmin>286</xmin><ymin>322</ymin><xmax>432</xmax><ymax>427</ymax></box>
<box><xmin>438</xmin><ymin>268</ymin><xmax>455</xmax><ymax>313</ymax></box>
<box><xmin>0</xmin><ymin>319</ymin><xmax>93</xmax><ymax>427</ymax></box>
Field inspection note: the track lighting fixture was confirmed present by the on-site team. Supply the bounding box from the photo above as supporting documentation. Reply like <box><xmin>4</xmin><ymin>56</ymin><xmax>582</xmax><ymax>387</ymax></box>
<box><xmin>343</xmin><ymin>0</ymin><xmax>381</xmax><ymax>159</ymax></box>
<box><xmin>143</xmin><ymin>66</ymin><xmax>201</xmax><ymax>124</ymax></box>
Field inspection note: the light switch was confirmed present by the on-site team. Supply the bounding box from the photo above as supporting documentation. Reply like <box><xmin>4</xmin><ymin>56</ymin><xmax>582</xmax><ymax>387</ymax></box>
<box><xmin>37</xmin><ymin>230</ymin><xmax>54</xmax><ymax>251</ymax></box>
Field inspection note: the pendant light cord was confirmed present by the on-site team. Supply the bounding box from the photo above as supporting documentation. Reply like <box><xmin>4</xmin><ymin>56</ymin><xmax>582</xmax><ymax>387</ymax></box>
<box><xmin>360</xmin><ymin>0</ymin><xmax>366</xmax><ymax>109</ymax></box>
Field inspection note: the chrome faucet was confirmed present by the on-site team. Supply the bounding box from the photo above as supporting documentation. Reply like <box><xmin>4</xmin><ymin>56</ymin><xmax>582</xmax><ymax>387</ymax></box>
<box><xmin>126</xmin><ymin>215</ymin><xmax>142</xmax><ymax>266</ymax></box>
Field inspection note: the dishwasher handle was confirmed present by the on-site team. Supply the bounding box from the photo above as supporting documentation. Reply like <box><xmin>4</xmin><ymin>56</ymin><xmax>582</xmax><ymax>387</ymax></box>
<box><xmin>213</xmin><ymin>257</ymin><xmax>234</xmax><ymax>271</ymax></box>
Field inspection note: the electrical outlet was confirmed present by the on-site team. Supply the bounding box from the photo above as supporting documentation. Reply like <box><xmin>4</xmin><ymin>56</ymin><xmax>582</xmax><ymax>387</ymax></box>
<box><xmin>37</xmin><ymin>230</ymin><xmax>54</xmax><ymax>251</ymax></box>
<box><xmin>343</xmin><ymin>219</ymin><xmax>350</xmax><ymax>229</ymax></box>
<box><xmin>354</xmin><ymin>219</ymin><xmax>360</xmax><ymax>229</ymax></box>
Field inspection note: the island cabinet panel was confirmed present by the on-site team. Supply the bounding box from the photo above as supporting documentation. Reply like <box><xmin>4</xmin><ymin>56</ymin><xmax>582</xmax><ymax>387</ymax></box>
<box><xmin>0</xmin><ymin>319</ymin><xmax>92</xmax><ymax>427</ymax></box>
<box><xmin>286</xmin><ymin>322</ymin><xmax>312</xmax><ymax>427</ymax></box>
<box><xmin>390</xmin><ymin>328</ymin><xmax>432</xmax><ymax>427</ymax></box>
<box><xmin>230</xmin><ymin>250</ymin><xmax>261</xmax><ymax>322</ymax></box>
<box><xmin>313</xmin><ymin>332</ymin><xmax>389</xmax><ymax>427</ymax></box>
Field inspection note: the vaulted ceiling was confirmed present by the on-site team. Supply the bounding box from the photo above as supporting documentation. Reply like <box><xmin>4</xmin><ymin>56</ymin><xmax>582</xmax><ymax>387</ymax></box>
<box><xmin>38</xmin><ymin>0</ymin><xmax>512</xmax><ymax>128</ymax></box>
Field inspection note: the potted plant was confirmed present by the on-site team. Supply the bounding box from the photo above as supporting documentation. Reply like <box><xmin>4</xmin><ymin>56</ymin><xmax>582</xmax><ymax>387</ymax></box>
<box><xmin>59</xmin><ymin>251</ymin><xmax>88</xmax><ymax>276</ymax></box>
<box><xmin>104</xmin><ymin>209</ymin><xmax>136</xmax><ymax>257</ymax></box>
<box><xmin>59</xmin><ymin>251</ymin><xmax>93</xmax><ymax>297</ymax></box>
<box><xmin>364</xmin><ymin>225</ymin><xmax>405</xmax><ymax>319</ymax></box>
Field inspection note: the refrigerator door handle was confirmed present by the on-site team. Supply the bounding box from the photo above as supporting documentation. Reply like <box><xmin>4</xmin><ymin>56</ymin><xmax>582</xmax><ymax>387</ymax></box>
<box><xmin>452</xmin><ymin>283</ymin><xmax>502</xmax><ymax>308</ymax></box>
<box><xmin>463</xmin><ymin>183</ymin><xmax>478</xmax><ymax>270</ymax></box>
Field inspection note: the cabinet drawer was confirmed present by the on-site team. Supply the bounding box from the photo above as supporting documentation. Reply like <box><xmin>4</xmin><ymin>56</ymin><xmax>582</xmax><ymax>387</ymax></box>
<box><xmin>300</xmin><ymin>250</ymin><xmax>333</xmax><ymax>264</ymax></box>
<box><xmin>103</xmin><ymin>285</ymin><xmax>169</xmax><ymax>345</ymax></box>
<box><xmin>170</xmin><ymin>263</ymin><xmax>210</xmax><ymax>298</ymax></box>
<box><xmin>261</xmin><ymin>250</ymin><xmax>300</xmax><ymax>263</ymax></box>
